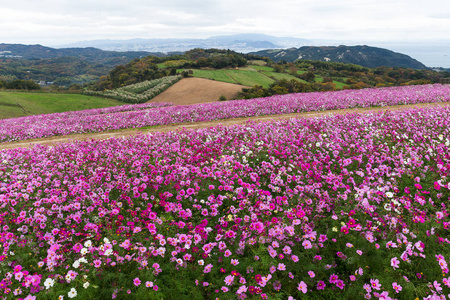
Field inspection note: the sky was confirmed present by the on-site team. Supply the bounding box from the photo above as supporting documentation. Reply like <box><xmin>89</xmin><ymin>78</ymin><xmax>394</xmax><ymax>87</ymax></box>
<box><xmin>1</xmin><ymin>0</ymin><xmax>449</xmax><ymax>46</ymax></box>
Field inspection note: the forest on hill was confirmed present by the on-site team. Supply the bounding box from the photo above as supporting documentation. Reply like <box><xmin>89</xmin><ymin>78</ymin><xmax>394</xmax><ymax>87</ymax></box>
<box><xmin>236</xmin><ymin>60</ymin><xmax>447</xmax><ymax>99</ymax></box>
<box><xmin>250</xmin><ymin>45</ymin><xmax>428</xmax><ymax>69</ymax></box>
<box><xmin>88</xmin><ymin>49</ymin><xmax>256</xmax><ymax>90</ymax></box>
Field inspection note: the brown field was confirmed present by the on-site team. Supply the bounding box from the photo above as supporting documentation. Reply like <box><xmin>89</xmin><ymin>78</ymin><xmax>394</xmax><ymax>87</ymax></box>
<box><xmin>149</xmin><ymin>77</ymin><xmax>247</xmax><ymax>105</ymax></box>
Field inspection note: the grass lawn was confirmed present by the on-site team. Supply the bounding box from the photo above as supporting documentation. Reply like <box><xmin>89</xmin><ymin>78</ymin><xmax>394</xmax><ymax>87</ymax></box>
<box><xmin>248</xmin><ymin>65</ymin><xmax>274</xmax><ymax>72</ymax></box>
<box><xmin>224</xmin><ymin>70</ymin><xmax>274</xmax><ymax>88</ymax></box>
<box><xmin>333</xmin><ymin>81</ymin><xmax>349</xmax><ymax>89</ymax></box>
<box><xmin>180</xmin><ymin>69</ymin><xmax>276</xmax><ymax>88</ymax></box>
<box><xmin>247</xmin><ymin>59</ymin><xmax>267</xmax><ymax>66</ymax></box>
<box><xmin>0</xmin><ymin>91</ymin><xmax>124</xmax><ymax>119</ymax></box>
<box><xmin>178</xmin><ymin>69</ymin><xmax>238</xmax><ymax>84</ymax></box>
<box><xmin>262</xmin><ymin>71</ymin><xmax>309</xmax><ymax>84</ymax></box>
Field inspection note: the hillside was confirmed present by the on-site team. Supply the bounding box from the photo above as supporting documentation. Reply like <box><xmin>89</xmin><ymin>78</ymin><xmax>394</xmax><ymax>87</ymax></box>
<box><xmin>251</xmin><ymin>45</ymin><xmax>428</xmax><ymax>69</ymax></box>
<box><xmin>0</xmin><ymin>44</ymin><xmax>163</xmax><ymax>86</ymax></box>
<box><xmin>0</xmin><ymin>43</ymin><xmax>158</xmax><ymax>61</ymax></box>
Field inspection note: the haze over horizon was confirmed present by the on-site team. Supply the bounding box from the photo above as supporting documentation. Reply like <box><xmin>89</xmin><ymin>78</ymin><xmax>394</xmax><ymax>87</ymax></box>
<box><xmin>1</xmin><ymin>0</ymin><xmax>450</xmax><ymax>67</ymax></box>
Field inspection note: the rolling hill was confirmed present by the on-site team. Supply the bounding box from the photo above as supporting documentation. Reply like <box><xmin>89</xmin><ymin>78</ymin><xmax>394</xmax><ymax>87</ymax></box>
<box><xmin>251</xmin><ymin>45</ymin><xmax>428</xmax><ymax>69</ymax></box>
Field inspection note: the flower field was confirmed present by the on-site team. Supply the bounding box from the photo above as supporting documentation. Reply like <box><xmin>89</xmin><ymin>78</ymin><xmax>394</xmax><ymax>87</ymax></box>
<box><xmin>0</xmin><ymin>102</ymin><xmax>173</xmax><ymax>143</ymax></box>
<box><xmin>1</xmin><ymin>84</ymin><xmax>450</xmax><ymax>144</ymax></box>
<box><xmin>0</xmin><ymin>103</ymin><xmax>449</xmax><ymax>299</ymax></box>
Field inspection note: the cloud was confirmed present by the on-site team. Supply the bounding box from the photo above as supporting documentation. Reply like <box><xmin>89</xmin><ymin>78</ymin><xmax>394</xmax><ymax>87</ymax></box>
<box><xmin>0</xmin><ymin>0</ymin><xmax>449</xmax><ymax>45</ymax></box>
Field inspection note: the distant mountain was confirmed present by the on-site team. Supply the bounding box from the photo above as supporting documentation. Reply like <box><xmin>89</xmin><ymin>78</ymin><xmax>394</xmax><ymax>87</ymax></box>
<box><xmin>58</xmin><ymin>34</ymin><xmax>312</xmax><ymax>53</ymax></box>
<box><xmin>250</xmin><ymin>45</ymin><xmax>427</xmax><ymax>69</ymax></box>
<box><xmin>0</xmin><ymin>43</ymin><xmax>161</xmax><ymax>61</ymax></box>
<box><xmin>0</xmin><ymin>44</ymin><xmax>166</xmax><ymax>86</ymax></box>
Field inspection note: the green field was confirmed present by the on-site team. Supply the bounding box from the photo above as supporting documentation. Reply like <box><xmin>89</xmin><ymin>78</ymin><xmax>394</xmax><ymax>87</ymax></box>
<box><xmin>179</xmin><ymin>68</ymin><xmax>276</xmax><ymax>88</ymax></box>
<box><xmin>247</xmin><ymin>65</ymin><xmax>274</xmax><ymax>72</ymax></box>
<box><xmin>332</xmin><ymin>80</ymin><xmax>349</xmax><ymax>89</ymax></box>
<box><xmin>0</xmin><ymin>91</ymin><xmax>123</xmax><ymax>119</ymax></box>
<box><xmin>247</xmin><ymin>60</ymin><xmax>268</xmax><ymax>66</ymax></box>
<box><xmin>225</xmin><ymin>70</ymin><xmax>274</xmax><ymax>88</ymax></box>
<box><xmin>262</xmin><ymin>71</ymin><xmax>309</xmax><ymax>83</ymax></box>
<box><xmin>181</xmin><ymin>69</ymin><xmax>237</xmax><ymax>84</ymax></box>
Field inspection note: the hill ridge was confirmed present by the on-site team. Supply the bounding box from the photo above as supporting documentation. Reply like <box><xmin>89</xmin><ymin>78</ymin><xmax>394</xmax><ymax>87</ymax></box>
<box><xmin>250</xmin><ymin>45</ymin><xmax>427</xmax><ymax>69</ymax></box>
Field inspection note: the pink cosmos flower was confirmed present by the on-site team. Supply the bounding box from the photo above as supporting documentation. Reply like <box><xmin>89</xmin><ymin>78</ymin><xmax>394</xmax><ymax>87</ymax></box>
<box><xmin>133</xmin><ymin>278</ymin><xmax>141</xmax><ymax>286</ymax></box>
<box><xmin>370</xmin><ymin>279</ymin><xmax>381</xmax><ymax>290</ymax></box>
<box><xmin>392</xmin><ymin>282</ymin><xmax>402</xmax><ymax>293</ymax></box>
<box><xmin>297</xmin><ymin>281</ymin><xmax>307</xmax><ymax>293</ymax></box>
<box><xmin>302</xmin><ymin>240</ymin><xmax>312</xmax><ymax>249</ymax></box>
<box><xmin>224</xmin><ymin>275</ymin><xmax>234</xmax><ymax>286</ymax></box>
<box><xmin>434</xmin><ymin>181</ymin><xmax>441</xmax><ymax>190</ymax></box>
<box><xmin>340</xmin><ymin>226</ymin><xmax>349</xmax><ymax>234</ymax></box>
<box><xmin>363</xmin><ymin>283</ymin><xmax>372</xmax><ymax>293</ymax></box>
<box><xmin>308</xmin><ymin>271</ymin><xmax>315</xmax><ymax>278</ymax></box>
<box><xmin>316</xmin><ymin>281</ymin><xmax>326</xmax><ymax>290</ymax></box>
<box><xmin>329</xmin><ymin>274</ymin><xmax>339</xmax><ymax>284</ymax></box>
<box><xmin>335</xmin><ymin>280</ymin><xmax>345</xmax><ymax>290</ymax></box>
<box><xmin>391</xmin><ymin>257</ymin><xmax>400</xmax><ymax>269</ymax></box>
<box><xmin>442</xmin><ymin>277</ymin><xmax>450</xmax><ymax>288</ymax></box>
<box><xmin>433</xmin><ymin>281</ymin><xmax>442</xmax><ymax>292</ymax></box>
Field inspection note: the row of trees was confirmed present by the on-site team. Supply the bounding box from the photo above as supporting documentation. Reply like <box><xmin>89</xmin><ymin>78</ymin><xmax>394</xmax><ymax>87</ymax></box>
<box><xmin>84</xmin><ymin>76</ymin><xmax>181</xmax><ymax>103</ymax></box>
<box><xmin>0</xmin><ymin>79</ymin><xmax>41</xmax><ymax>90</ymax></box>
<box><xmin>237</xmin><ymin>79</ymin><xmax>337</xmax><ymax>99</ymax></box>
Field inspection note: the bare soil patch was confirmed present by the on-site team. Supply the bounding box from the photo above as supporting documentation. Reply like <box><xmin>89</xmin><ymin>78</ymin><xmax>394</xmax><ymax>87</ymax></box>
<box><xmin>149</xmin><ymin>77</ymin><xmax>247</xmax><ymax>105</ymax></box>
<box><xmin>1</xmin><ymin>102</ymin><xmax>449</xmax><ymax>151</ymax></box>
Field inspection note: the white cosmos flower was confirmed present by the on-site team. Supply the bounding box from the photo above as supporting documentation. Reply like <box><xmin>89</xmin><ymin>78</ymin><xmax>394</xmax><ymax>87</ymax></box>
<box><xmin>44</xmin><ymin>278</ymin><xmax>55</xmax><ymax>289</ymax></box>
<box><xmin>68</xmin><ymin>287</ymin><xmax>77</xmax><ymax>298</ymax></box>
<box><xmin>79</xmin><ymin>257</ymin><xmax>87</xmax><ymax>264</ymax></box>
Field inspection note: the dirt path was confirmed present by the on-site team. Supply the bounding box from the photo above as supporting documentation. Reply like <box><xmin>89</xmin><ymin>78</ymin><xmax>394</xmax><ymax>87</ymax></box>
<box><xmin>150</xmin><ymin>77</ymin><xmax>247</xmax><ymax>105</ymax></box>
<box><xmin>1</xmin><ymin>101</ymin><xmax>449</xmax><ymax>150</ymax></box>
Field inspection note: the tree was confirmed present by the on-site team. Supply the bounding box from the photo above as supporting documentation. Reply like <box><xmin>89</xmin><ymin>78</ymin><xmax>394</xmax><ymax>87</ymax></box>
<box><xmin>302</xmin><ymin>71</ymin><xmax>315</xmax><ymax>82</ymax></box>
<box><xmin>273</xmin><ymin>64</ymin><xmax>283</xmax><ymax>73</ymax></box>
